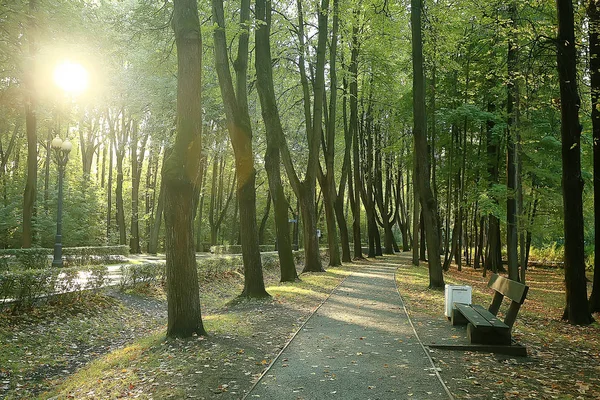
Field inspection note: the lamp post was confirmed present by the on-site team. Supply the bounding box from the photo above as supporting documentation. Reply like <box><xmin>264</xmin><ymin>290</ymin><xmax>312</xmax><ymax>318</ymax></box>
<box><xmin>51</xmin><ymin>136</ymin><xmax>72</xmax><ymax>268</ymax></box>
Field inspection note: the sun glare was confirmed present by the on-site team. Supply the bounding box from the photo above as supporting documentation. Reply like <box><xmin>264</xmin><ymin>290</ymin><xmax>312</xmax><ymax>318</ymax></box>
<box><xmin>53</xmin><ymin>61</ymin><xmax>89</xmax><ymax>95</ymax></box>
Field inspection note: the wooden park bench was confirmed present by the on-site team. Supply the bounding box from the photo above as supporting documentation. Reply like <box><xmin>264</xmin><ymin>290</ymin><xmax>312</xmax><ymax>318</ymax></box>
<box><xmin>451</xmin><ymin>274</ymin><xmax>529</xmax><ymax>347</ymax></box>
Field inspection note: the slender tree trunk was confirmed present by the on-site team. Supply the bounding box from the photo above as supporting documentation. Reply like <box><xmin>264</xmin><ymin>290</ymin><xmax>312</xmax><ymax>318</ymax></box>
<box><xmin>254</xmin><ymin>0</ymin><xmax>297</xmax><ymax>281</ymax></box>
<box><xmin>349</xmin><ymin>11</ymin><xmax>363</xmax><ymax>260</ymax></box>
<box><xmin>129</xmin><ymin>122</ymin><xmax>141</xmax><ymax>254</ymax></box>
<box><xmin>258</xmin><ymin>191</ymin><xmax>271</xmax><ymax>245</ymax></box>
<box><xmin>107</xmin><ymin>132</ymin><xmax>113</xmax><ymax>244</ymax></box>
<box><xmin>589</xmin><ymin>0</ymin><xmax>600</xmax><ymax>313</ymax></box>
<box><xmin>115</xmin><ymin>149</ymin><xmax>126</xmax><ymax>245</ymax></box>
<box><xmin>149</xmin><ymin>178</ymin><xmax>165</xmax><ymax>255</ymax></box>
<box><xmin>213</xmin><ymin>0</ymin><xmax>269</xmax><ymax>296</ymax></box>
<box><xmin>163</xmin><ymin>0</ymin><xmax>206</xmax><ymax>337</ymax></box>
<box><xmin>506</xmin><ymin>1</ymin><xmax>520</xmax><ymax>281</ymax></box>
<box><xmin>412</xmin><ymin>149</ymin><xmax>420</xmax><ymax>265</ymax></box>
<box><xmin>412</xmin><ymin>0</ymin><xmax>444</xmax><ymax>288</ymax></box>
<box><xmin>22</xmin><ymin>0</ymin><xmax>38</xmax><ymax>248</ymax></box>
<box><xmin>556</xmin><ymin>0</ymin><xmax>594</xmax><ymax>324</ymax></box>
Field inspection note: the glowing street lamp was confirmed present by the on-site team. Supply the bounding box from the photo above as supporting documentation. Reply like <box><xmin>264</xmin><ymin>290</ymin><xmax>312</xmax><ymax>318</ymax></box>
<box><xmin>50</xmin><ymin>60</ymin><xmax>87</xmax><ymax>267</ymax></box>
<box><xmin>51</xmin><ymin>136</ymin><xmax>72</xmax><ymax>268</ymax></box>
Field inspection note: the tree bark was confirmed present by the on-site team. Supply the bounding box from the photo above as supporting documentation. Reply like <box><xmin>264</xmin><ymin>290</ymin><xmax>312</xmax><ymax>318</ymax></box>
<box><xmin>506</xmin><ymin>1</ymin><xmax>520</xmax><ymax>281</ymax></box>
<box><xmin>589</xmin><ymin>0</ymin><xmax>600</xmax><ymax>313</ymax></box>
<box><xmin>255</xmin><ymin>0</ymin><xmax>299</xmax><ymax>281</ymax></box>
<box><xmin>556</xmin><ymin>0</ymin><xmax>594</xmax><ymax>324</ymax></box>
<box><xmin>349</xmin><ymin>10</ymin><xmax>363</xmax><ymax>260</ymax></box>
<box><xmin>22</xmin><ymin>0</ymin><xmax>38</xmax><ymax>248</ymax></box>
<box><xmin>212</xmin><ymin>0</ymin><xmax>269</xmax><ymax>296</ymax></box>
<box><xmin>411</xmin><ymin>0</ymin><xmax>444</xmax><ymax>288</ymax></box>
<box><xmin>163</xmin><ymin>0</ymin><xmax>206</xmax><ymax>337</ymax></box>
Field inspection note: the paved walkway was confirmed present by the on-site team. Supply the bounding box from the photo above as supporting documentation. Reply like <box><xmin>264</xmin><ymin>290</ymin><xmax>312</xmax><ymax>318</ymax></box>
<box><xmin>247</xmin><ymin>260</ymin><xmax>451</xmax><ymax>400</ymax></box>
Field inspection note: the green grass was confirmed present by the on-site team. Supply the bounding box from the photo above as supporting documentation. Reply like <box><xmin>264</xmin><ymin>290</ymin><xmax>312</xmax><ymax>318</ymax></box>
<box><xmin>19</xmin><ymin>262</ymin><xmax>353</xmax><ymax>399</ymax></box>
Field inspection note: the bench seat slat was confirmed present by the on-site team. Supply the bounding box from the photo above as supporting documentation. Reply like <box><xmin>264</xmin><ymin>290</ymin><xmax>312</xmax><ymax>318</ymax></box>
<box><xmin>454</xmin><ymin>303</ymin><xmax>492</xmax><ymax>327</ymax></box>
<box><xmin>471</xmin><ymin>304</ymin><xmax>509</xmax><ymax>330</ymax></box>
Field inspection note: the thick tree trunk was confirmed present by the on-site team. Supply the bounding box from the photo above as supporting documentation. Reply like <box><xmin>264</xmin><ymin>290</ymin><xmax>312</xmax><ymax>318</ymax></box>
<box><xmin>164</xmin><ymin>0</ymin><xmax>206</xmax><ymax>337</ymax></box>
<box><xmin>589</xmin><ymin>0</ymin><xmax>600</xmax><ymax>313</ymax></box>
<box><xmin>213</xmin><ymin>0</ymin><xmax>269</xmax><ymax>296</ymax></box>
<box><xmin>556</xmin><ymin>0</ymin><xmax>594</xmax><ymax>324</ymax></box>
<box><xmin>22</xmin><ymin>0</ymin><xmax>38</xmax><ymax>248</ymax></box>
<box><xmin>412</xmin><ymin>0</ymin><xmax>444</xmax><ymax>288</ymax></box>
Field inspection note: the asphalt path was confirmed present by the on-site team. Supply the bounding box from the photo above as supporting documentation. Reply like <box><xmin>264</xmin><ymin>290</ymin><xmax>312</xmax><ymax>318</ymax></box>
<box><xmin>246</xmin><ymin>259</ymin><xmax>452</xmax><ymax>400</ymax></box>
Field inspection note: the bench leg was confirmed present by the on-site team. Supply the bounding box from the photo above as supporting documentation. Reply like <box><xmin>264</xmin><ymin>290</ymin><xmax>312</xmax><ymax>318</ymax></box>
<box><xmin>467</xmin><ymin>323</ymin><xmax>511</xmax><ymax>345</ymax></box>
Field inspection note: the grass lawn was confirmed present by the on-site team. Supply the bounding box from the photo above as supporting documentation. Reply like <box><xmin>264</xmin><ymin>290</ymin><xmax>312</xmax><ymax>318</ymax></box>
<box><xmin>395</xmin><ymin>254</ymin><xmax>600</xmax><ymax>399</ymax></box>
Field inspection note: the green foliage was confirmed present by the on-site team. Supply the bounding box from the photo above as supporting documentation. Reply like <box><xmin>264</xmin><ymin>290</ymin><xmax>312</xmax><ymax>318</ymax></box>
<box><xmin>119</xmin><ymin>262</ymin><xmax>165</xmax><ymax>288</ymax></box>
<box><xmin>210</xmin><ymin>245</ymin><xmax>274</xmax><ymax>254</ymax></box>
<box><xmin>0</xmin><ymin>265</ymin><xmax>108</xmax><ymax>310</ymax></box>
<box><xmin>0</xmin><ymin>246</ymin><xmax>129</xmax><ymax>268</ymax></box>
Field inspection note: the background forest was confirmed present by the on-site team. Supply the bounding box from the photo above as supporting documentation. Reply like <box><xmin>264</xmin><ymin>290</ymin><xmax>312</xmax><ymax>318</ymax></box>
<box><xmin>0</xmin><ymin>1</ymin><xmax>592</xmax><ymax>295</ymax></box>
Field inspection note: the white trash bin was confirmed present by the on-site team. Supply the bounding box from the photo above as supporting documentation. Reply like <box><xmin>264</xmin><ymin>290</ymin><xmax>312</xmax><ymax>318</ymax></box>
<box><xmin>444</xmin><ymin>284</ymin><xmax>472</xmax><ymax>318</ymax></box>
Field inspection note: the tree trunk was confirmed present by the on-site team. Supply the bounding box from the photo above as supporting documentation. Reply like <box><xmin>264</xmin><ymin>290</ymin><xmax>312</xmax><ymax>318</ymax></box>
<box><xmin>253</xmin><ymin>0</ymin><xmax>298</xmax><ymax>278</ymax></box>
<box><xmin>349</xmin><ymin>10</ymin><xmax>363</xmax><ymax>260</ymax></box>
<box><xmin>589</xmin><ymin>0</ymin><xmax>600</xmax><ymax>313</ymax></box>
<box><xmin>556</xmin><ymin>0</ymin><xmax>594</xmax><ymax>325</ymax></box>
<box><xmin>412</xmin><ymin>148</ymin><xmax>420</xmax><ymax>265</ymax></box>
<box><xmin>129</xmin><ymin>122</ymin><xmax>141</xmax><ymax>254</ymax></box>
<box><xmin>506</xmin><ymin>1</ymin><xmax>520</xmax><ymax>282</ymax></box>
<box><xmin>412</xmin><ymin>0</ymin><xmax>444</xmax><ymax>288</ymax></box>
<box><xmin>22</xmin><ymin>0</ymin><xmax>38</xmax><ymax>248</ymax></box>
<box><xmin>212</xmin><ymin>0</ymin><xmax>269</xmax><ymax>297</ymax></box>
<box><xmin>164</xmin><ymin>0</ymin><xmax>206</xmax><ymax>337</ymax></box>
<box><xmin>258</xmin><ymin>191</ymin><xmax>271</xmax><ymax>245</ymax></box>
<box><xmin>149</xmin><ymin>178</ymin><xmax>165</xmax><ymax>255</ymax></box>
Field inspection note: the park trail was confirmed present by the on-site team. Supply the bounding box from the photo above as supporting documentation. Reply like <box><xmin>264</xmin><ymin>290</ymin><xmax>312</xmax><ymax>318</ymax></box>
<box><xmin>246</xmin><ymin>257</ymin><xmax>453</xmax><ymax>400</ymax></box>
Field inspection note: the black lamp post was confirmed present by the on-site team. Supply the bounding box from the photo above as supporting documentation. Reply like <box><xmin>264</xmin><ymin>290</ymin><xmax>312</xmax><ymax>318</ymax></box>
<box><xmin>51</xmin><ymin>136</ymin><xmax>72</xmax><ymax>268</ymax></box>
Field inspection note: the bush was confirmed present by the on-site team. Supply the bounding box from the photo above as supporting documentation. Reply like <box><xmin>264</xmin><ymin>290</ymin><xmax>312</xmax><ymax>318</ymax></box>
<box><xmin>0</xmin><ymin>265</ymin><xmax>109</xmax><ymax>309</ymax></box>
<box><xmin>0</xmin><ymin>246</ymin><xmax>129</xmax><ymax>268</ymax></box>
<box><xmin>119</xmin><ymin>262</ymin><xmax>165</xmax><ymax>288</ymax></box>
<box><xmin>210</xmin><ymin>244</ymin><xmax>274</xmax><ymax>254</ymax></box>
<box><xmin>14</xmin><ymin>248</ymin><xmax>51</xmax><ymax>270</ymax></box>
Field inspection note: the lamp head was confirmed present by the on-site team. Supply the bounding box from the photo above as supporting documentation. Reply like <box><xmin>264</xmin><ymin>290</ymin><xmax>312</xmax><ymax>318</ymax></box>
<box><xmin>51</xmin><ymin>136</ymin><xmax>63</xmax><ymax>149</ymax></box>
<box><xmin>61</xmin><ymin>140</ymin><xmax>72</xmax><ymax>152</ymax></box>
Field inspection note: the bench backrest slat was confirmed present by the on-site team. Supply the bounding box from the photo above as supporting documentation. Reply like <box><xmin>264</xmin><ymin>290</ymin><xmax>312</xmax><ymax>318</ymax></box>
<box><xmin>487</xmin><ymin>274</ymin><xmax>528</xmax><ymax>304</ymax></box>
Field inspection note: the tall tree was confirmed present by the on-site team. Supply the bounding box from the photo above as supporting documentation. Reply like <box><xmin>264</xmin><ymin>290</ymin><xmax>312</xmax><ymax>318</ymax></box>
<box><xmin>411</xmin><ymin>0</ymin><xmax>444</xmax><ymax>288</ymax></box>
<box><xmin>255</xmin><ymin>0</ymin><xmax>298</xmax><ymax>281</ymax></box>
<box><xmin>317</xmin><ymin>0</ymin><xmax>343</xmax><ymax>267</ymax></box>
<box><xmin>22</xmin><ymin>0</ymin><xmax>38</xmax><ymax>248</ymax></box>
<box><xmin>556</xmin><ymin>0</ymin><xmax>594</xmax><ymax>325</ymax></box>
<box><xmin>163</xmin><ymin>0</ymin><xmax>206</xmax><ymax>337</ymax></box>
<box><xmin>589</xmin><ymin>0</ymin><xmax>600</xmax><ymax>313</ymax></box>
<box><xmin>506</xmin><ymin>1</ymin><xmax>520</xmax><ymax>281</ymax></box>
<box><xmin>278</xmin><ymin>0</ymin><xmax>328</xmax><ymax>273</ymax></box>
<box><xmin>212</xmin><ymin>0</ymin><xmax>269</xmax><ymax>297</ymax></box>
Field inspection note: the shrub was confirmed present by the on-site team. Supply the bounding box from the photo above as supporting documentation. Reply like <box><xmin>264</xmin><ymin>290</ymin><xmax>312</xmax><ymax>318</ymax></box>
<box><xmin>210</xmin><ymin>244</ymin><xmax>274</xmax><ymax>254</ymax></box>
<box><xmin>14</xmin><ymin>248</ymin><xmax>50</xmax><ymax>270</ymax></box>
<box><xmin>119</xmin><ymin>262</ymin><xmax>165</xmax><ymax>288</ymax></box>
<box><xmin>0</xmin><ymin>265</ymin><xmax>109</xmax><ymax>309</ymax></box>
<box><xmin>0</xmin><ymin>246</ymin><xmax>129</xmax><ymax>268</ymax></box>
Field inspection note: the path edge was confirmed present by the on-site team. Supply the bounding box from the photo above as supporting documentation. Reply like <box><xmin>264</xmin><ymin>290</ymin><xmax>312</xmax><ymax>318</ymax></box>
<box><xmin>242</xmin><ymin>268</ymin><xmax>354</xmax><ymax>399</ymax></box>
<box><xmin>393</xmin><ymin>264</ymin><xmax>455</xmax><ymax>400</ymax></box>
